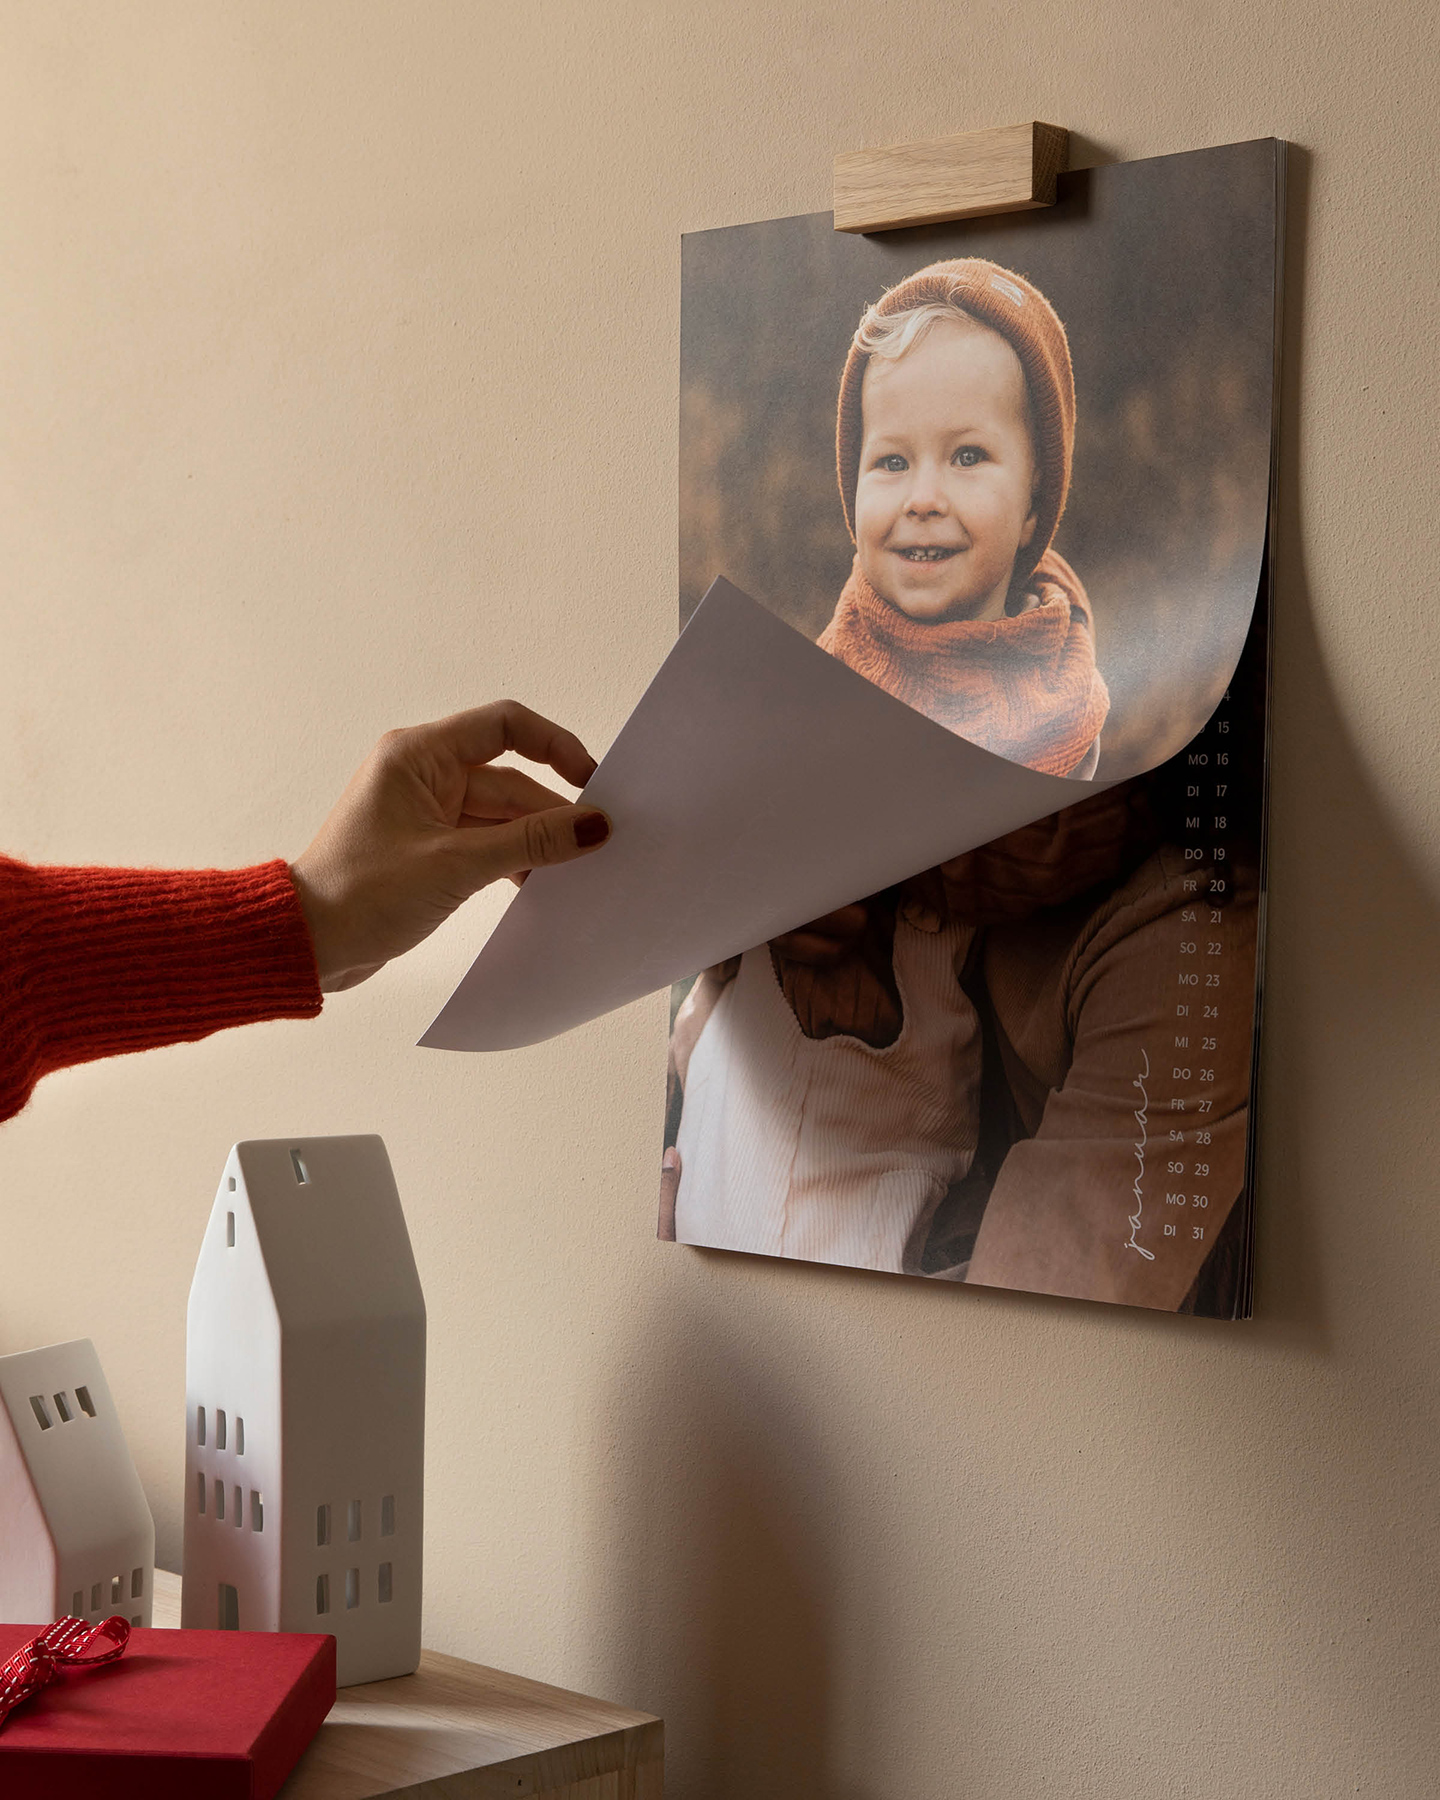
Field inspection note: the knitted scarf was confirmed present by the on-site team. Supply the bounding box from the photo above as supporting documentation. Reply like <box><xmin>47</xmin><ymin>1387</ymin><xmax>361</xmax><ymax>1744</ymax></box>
<box><xmin>818</xmin><ymin>548</ymin><xmax>1110</xmax><ymax>777</ymax></box>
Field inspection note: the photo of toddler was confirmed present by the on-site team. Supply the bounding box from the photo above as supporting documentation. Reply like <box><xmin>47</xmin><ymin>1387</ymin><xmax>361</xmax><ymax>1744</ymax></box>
<box><xmin>663</xmin><ymin>141</ymin><xmax>1277</xmax><ymax>1316</ymax></box>
<box><xmin>822</xmin><ymin>259</ymin><xmax>1106</xmax><ymax>774</ymax></box>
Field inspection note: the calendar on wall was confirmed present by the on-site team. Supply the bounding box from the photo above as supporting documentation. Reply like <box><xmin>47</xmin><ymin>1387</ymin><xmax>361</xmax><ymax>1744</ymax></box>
<box><xmin>661</xmin><ymin>139</ymin><xmax>1280</xmax><ymax>1317</ymax></box>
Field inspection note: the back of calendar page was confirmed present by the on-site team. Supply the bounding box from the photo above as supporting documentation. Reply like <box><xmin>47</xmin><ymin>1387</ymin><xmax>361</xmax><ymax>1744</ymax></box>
<box><xmin>661</xmin><ymin>139</ymin><xmax>1281</xmax><ymax>1317</ymax></box>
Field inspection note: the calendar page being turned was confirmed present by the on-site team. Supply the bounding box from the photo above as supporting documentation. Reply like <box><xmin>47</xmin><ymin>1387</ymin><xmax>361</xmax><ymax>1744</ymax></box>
<box><xmin>661</xmin><ymin>140</ymin><xmax>1280</xmax><ymax>1316</ymax></box>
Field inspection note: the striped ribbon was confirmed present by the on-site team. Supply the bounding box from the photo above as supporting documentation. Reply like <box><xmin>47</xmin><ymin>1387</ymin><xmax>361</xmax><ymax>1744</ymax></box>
<box><xmin>0</xmin><ymin>1615</ymin><xmax>131</xmax><ymax>1731</ymax></box>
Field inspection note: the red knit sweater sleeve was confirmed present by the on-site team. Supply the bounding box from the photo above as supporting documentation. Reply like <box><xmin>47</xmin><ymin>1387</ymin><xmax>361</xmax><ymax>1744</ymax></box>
<box><xmin>0</xmin><ymin>856</ymin><xmax>323</xmax><ymax>1124</ymax></box>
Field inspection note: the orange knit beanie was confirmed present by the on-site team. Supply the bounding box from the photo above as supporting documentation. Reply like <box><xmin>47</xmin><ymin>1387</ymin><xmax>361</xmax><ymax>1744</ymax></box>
<box><xmin>835</xmin><ymin>259</ymin><xmax>1076</xmax><ymax>583</ymax></box>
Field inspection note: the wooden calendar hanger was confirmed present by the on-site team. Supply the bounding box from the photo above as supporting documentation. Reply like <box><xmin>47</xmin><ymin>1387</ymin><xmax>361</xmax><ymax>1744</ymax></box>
<box><xmin>833</xmin><ymin>121</ymin><xmax>1069</xmax><ymax>233</ymax></box>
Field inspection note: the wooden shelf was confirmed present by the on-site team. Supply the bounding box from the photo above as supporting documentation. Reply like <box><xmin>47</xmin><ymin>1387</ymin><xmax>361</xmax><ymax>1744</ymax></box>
<box><xmin>151</xmin><ymin>1570</ymin><xmax>662</xmax><ymax>1799</ymax></box>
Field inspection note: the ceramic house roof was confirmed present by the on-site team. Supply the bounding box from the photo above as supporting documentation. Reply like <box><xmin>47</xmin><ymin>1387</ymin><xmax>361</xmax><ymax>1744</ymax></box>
<box><xmin>0</xmin><ymin>1340</ymin><xmax>152</xmax><ymax>1563</ymax></box>
<box><xmin>208</xmin><ymin>1135</ymin><xmax>425</xmax><ymax>1331</ymax></box>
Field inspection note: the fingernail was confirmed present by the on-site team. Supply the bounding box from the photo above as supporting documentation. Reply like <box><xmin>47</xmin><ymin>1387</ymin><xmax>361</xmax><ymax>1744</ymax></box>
<box><xmin>662</xmin><ymin>1146</ymin><xmax>679</xmax><ymax>1171</ymax></box>
<box><xmin>574</xmin><ymin>809</ymin><xmax>610</xmax><ymax>849</ymax></box>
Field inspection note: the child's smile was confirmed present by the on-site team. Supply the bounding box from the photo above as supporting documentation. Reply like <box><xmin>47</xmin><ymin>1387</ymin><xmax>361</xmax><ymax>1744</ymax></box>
<box><xmin>854</xmin><ymin>318</ymin><xmax>1038</xmax><ymax>623</ymax></box>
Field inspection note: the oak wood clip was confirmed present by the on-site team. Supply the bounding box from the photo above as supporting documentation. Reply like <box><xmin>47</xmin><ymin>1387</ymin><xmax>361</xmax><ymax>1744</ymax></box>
<box><xmin>834</xmin><ymin>121</ymin><xmax>1069</xmax><ymax>233</ymax></box>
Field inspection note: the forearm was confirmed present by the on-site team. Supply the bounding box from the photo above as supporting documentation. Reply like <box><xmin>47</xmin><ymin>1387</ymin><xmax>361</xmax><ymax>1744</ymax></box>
<box><xmin>0</xmin><ymin>856</ymin><xmax>322</xmax><ymax>1123</ymax></box>
<box><xmin>965</xmin><ymin>1110</ymin><xmax>1248</xmax><ymax>1310</ymax></box>
<box><xmin>966</xmin><ymin>853</ymin><xmax>1259</xmax><ymax>1311</ymax></box>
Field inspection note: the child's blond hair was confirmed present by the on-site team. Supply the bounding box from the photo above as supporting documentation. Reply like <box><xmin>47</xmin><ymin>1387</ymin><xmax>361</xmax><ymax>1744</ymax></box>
<box><xmin>855</xmin><ymin>299</ymin><xmax>1039</xmax><ymax>453</ymax></box>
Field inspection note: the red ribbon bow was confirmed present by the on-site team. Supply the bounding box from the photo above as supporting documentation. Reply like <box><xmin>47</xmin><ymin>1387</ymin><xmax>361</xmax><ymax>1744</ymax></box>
<box><xmin>0</xmin><ymin>1615</ymin><xmax>131</xmax><ymax>1731</ymax></box>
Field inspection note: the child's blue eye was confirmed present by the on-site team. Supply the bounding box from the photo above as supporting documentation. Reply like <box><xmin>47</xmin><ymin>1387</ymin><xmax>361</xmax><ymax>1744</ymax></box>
<box><xmin>877</xmin><ymin>454</ymin><xmax>908</xmax><ymax>473</ymax></box>
<box><xmin>953</xmin><ymin>446</ymin><xmax>987</xmax><ymax>468</ymax></box>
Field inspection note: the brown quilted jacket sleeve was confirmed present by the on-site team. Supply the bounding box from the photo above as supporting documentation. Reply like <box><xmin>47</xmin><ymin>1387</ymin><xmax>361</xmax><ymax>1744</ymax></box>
<box><xmin>965</xmin><ymin>846</ymin><xmax>1259</xmax><ymax>1311</ymax></box>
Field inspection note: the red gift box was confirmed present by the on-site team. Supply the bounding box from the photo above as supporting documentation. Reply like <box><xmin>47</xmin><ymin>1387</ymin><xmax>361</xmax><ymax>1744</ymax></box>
<box><xmin>0</xmin><ymin>1621</ymin><xmax>335</xmax><ymax>1799</ymax></box>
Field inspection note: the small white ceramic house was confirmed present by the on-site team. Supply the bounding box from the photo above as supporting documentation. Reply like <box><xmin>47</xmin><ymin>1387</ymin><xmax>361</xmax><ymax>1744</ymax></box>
<box><xmin>0</xmin><ymin>1339</ymin><xmax>155</xmax><ymax>1629</ymax></box>
<box><xmin>182</xmin><ymin>1135</ymin><xmax>425</xmax><ymax>1686</ymax></box>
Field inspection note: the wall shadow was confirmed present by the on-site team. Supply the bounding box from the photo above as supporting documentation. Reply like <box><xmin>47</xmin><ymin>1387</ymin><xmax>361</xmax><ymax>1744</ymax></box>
<box><xmin>1063</xmin><ymin>131</ymin><xmax>1122</xmax><ymax>169</ymax></box>
<box><xmin>1244</xmin><ymin>140</ymin><xmax>1440</xmax><ymax>1355</ymax></box>
<box><xmin>591</xmin><ymin>1304</ymin><xmax>855</xmax><ymax>1800</ymax></box>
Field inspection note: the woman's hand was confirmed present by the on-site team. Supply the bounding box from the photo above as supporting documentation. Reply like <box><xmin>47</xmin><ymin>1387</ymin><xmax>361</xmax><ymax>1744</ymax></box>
<box><xmin>289</xmin><ymin>701</ymin><xmax>610</xmax><ymax>992</ymax></box>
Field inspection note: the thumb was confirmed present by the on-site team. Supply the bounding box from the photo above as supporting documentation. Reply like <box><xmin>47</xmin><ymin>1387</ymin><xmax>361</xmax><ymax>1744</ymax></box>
<box><xmin>452</xmin><ymin>803</ymin><xmax>612</xmax><ymax>891</ymax></box>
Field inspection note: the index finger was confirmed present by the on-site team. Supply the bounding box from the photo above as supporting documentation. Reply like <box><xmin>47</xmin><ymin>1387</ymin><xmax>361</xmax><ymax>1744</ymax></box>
<box><xmin>420</xmin><ymin>700</ymin><xmax>598</xmax><ymax>788</ymax></box>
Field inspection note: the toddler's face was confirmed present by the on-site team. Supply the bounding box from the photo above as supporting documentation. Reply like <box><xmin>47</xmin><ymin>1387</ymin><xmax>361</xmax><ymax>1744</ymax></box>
<box><xmin>854</xmin><ymin>318</ymin><xmax>1038</xmax><ymax>623</ymax></box>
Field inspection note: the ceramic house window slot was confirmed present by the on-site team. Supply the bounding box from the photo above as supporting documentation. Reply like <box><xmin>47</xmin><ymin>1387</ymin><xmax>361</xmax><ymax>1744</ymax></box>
<box><xmin>1</xmin><ymin>1340</ymin><xmax>156</xmax><ymax>1627</ymax></box>
<box><xmin>197</xmin><ymin>1472</ymin><xmax>206</xmax><ymax>1513</ymax></box>
<box><xmin>131</xmin><ymin>1567</ymin><xmax>144</xmax><ymax>1598</ymax></box>
<box><xmin>219</xmin><ymin>1582</ymin><xmax>239</xmax><ymax>1629</ymax></box>
<box><xmin>197</xmin><ymin>1405</ymin><xmax>206</xmax><ymax>1446</ymax></box>
<box><xmin>182</xmin><ymin>1136</ymin><xmax>424</xmax><ymax>1684</ymax></box>
<box><xmin>378</xmin><ymin>1562</ymin><xmax>392</xmax><ymax>1604</ymax></box>
<box><xmin>216</xmin><ymin>1409</ymin><xmax>227</xmax><ymax>1451</ymax></box>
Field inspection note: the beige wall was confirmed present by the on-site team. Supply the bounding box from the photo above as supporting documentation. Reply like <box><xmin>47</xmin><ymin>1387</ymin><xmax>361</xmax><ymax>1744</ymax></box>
<box><xmin>3</xmin><ymin>3</ymin><xmax>1438</xmax><ymax>1794</ymax></box>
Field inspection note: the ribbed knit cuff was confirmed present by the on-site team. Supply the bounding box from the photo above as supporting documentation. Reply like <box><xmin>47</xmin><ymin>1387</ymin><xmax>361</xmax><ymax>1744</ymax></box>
<box><xmin>0</xmin><ymin>857</ymin><xmax>323</xmax><ymax>1123</ymax></box>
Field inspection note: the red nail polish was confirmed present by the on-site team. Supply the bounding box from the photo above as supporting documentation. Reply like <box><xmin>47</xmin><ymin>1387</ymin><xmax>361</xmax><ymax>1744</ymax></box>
<box><xmin>574</xmin><ymin>810</ymin><xmax>610</xmax><ymax>849</ymax></box>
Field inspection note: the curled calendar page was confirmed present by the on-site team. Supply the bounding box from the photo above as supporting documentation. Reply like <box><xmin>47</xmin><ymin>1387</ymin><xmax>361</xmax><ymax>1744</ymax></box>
<box><xmin>425</xmin><ymin>139</ymin><xmax>1282</xmax><ymax>1320</ymax></box>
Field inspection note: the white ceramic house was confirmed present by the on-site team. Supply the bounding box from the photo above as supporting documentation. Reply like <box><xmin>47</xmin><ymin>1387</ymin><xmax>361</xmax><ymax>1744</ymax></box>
<box><xmin>182</xmin><ymin>1135</ymin><xmax>425</xmax><ymax>1686</ymax></box>
<box><xmin>0</xmin><ymin>1339</ymin><xmax>155</xmax><ymax>1629</ymax></box>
